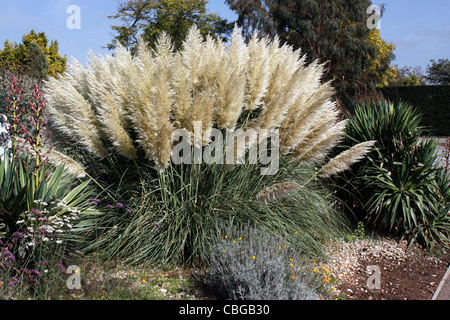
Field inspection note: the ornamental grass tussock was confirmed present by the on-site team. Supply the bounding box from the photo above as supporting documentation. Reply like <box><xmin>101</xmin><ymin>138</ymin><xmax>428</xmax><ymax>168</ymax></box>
<box><xmin>43</xmin><ymin>25</ymin><xmax>373</xmax><ymax>176</ymax></box>
<box><xmin>38</xmin><ymin>24</ymin><xmax>373</xmax><ymax>267</ymax></box>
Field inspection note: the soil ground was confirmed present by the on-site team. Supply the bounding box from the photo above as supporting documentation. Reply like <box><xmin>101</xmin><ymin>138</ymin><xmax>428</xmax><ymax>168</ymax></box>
<box><xmin>334</xmin><ymin>247</ymin><xmax>450</xmax><ymax>300</ymax></box>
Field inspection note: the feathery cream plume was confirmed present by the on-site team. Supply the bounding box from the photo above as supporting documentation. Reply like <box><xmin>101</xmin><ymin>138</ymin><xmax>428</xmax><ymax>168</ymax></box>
<box><xmin>256</xmin><ymin>182</ymin><xmax>301</xmax><ymax>204</ymax></box>
<box><xmin>318</xmin><ymin>141</ymin><xmax>376</xmax><ymax>178</ymax></box>
<box><xmin>293</xmin><ymin>120</ymin><xmax>348</xmax><ymax>164</ymax></box>
<box><xmin>46</xmin><ymin>149</ymin><xmax>87</xmax><ymax>178</ymax></box>
<box><xmin>42</xmin><ymin>24</ymin><xmax>366</xmax><ymax>175</ymax></box>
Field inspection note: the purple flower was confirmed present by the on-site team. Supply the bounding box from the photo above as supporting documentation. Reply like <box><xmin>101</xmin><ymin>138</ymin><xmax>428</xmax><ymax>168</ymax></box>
<box><xmin>30</xmin><ymin>269</ymin><xmax>41</xmax><ymax>277</ymax></box>
<box><xmin>11</xmin><ymin>277</ymin><xmax>18</xmax><ymax>283</ymax></box>
<box><xmin>154</xmin><ymin>223</ymin><xmax>161</xmax><ymax>228</ymax></box>
<box><xmin>126</xmin><ymin>209</ymin><xmax>132</xmax><ymax>214</ymax></box>
<box><xmin>7</xmin><ymin>282</ymin><xmax>15</xmax><ymax>288</ymax></box>
<box><xmin>22</xmin><ymin>268</ymin><xmax>31</xmax><ymax>275</ymax></box>
<box><xmin>106</xmin><ymin>204</ymin><xmax>113</xmax><ymax>209</ymax></box>
<box><xmin>31</xmin><ymin>208</ymin><xmax>43</xmax><ymax>218</ymax></box>
<box><xmin>116</xmin><ymin>203</ymin><xmax>124</xmax><ymax>208</ymax></box>
<box><xmin>2</xmin><ymin>248</ymin><xmax>15</xmax><ymax>260</ymax></box>
<box><xmin>55</xmin><ymin>263</ymin><xmax>66</xmax><ymax>272</ymax></box>
<box><xmin>91</xmin><ymin>199</ymin><xmax>101</xmax><ymax>205</ymax></box>
<box><xmin>12</xmin><ymin>232</ymin><xmax>23</xmax><ymax>238</ymax></box>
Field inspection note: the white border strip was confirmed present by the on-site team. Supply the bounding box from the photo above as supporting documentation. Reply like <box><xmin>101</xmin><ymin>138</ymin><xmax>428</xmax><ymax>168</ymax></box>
<box><xmin>432</xmin><ymin>265</ymin><xmax>450</xmax><ymax>300</ymax></box>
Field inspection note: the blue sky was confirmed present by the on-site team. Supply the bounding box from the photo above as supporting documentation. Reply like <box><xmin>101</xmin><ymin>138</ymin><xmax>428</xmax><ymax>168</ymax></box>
<box><xmin>0</xmin><ymin>0</ymin><xmax>449</xmax><ymax>70</ymax></box>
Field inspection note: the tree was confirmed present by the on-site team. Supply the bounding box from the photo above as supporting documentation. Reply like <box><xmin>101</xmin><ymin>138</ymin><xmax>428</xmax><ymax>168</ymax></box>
<box><xmin>108</xmin><ymin>0</ymin><xmax>234</xmax><ymax>52</ymax></box>
<box><xmin>225</xmin><ymin>0</ymin><xmax>393</xmax><ymax>103</ymax></box>
<box><xmin>366</xmin><ymin>29</ymin><xmax>397</xmax><ymax>88</ymax></box>
<box><xmin>395</xmin><ymin>65</ymin><xmax>426</xmax><ymax>86</ymax></box>
<box><xmin>0</xmin><ymin>30</ymin><xmax>67</xmax><ymax>78</ymax></box>
<box><xmin>0</xmin><ymin>40</ymin><xmax>23</xmax><ymax>72</ymax></box>
<box><xmin>28</xmin><ymin>42</ymin><xmax>49</xmax><ymax>80</ymax></box>
<box><xmin>426</xmin><ymin>58</ymin><xmax>450</xmax><ymax>85</ymax></box>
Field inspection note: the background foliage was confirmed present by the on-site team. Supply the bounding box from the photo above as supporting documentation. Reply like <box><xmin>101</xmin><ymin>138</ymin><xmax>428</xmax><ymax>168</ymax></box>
<box><xmin>108</xmin><ymin>0</ymin><xmax>234</xmax><ymax>52</ymax></box>
<box><xmin>0</xmin><ymin>30</ymin><xmax>67</xmax><ymax>78</ymax></box>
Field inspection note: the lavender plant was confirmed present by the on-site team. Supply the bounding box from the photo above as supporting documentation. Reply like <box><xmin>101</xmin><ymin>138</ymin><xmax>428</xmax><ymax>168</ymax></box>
<box><xmin>202</xmin><ymin>222</ymin><xmax>324</xmax><ymax>300</ymax></box>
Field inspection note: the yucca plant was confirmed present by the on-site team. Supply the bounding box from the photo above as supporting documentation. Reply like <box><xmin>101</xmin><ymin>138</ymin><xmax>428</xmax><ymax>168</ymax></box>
<box><xmin>43</xmin><ymin>26</ymin><xmax>372</xmax><ymax>265</ymax></box>
<box><xmin>0</xmin><ymin>152</ymin><xmax>97</xmax><ymax>237</ymax></box>
<box><xmin>336</xmin><ymin>100</ymin><xmax>450</xmax><ymax>249</ymax></box>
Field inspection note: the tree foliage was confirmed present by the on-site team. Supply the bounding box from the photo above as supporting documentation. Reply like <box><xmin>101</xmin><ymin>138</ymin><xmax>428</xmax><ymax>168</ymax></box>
<box><xmin>108</xmin><ymin>0</ymin><xmax>234</xmax><ymax>52</ymax></box>
<box><xmin>366</xmin><ymin>29</ymin><xmax>397</xmax><ymax>88</ymax></box>
<box><xmin>389</xmin><ymin>65</ymin><xmax>427</xmax><ymax>86</ymax></box>
<box><xmin>28</xmin><ymin>42</ymin><xmax>49</xmax><ymax>80</ymax></box>
<box><xmin>426</xmin><ymin>58</ymin><xmax>450</xmax><ymax>85</ymax></box>
<box><xmin>0</xmin><ymin>30</ymin><xmax>67</xmax><ymax>78</ymax></box>
<box><xmin>225</xmin><ymin>0</ymin><xmax>393</xmax><ymax>102</ymax></box>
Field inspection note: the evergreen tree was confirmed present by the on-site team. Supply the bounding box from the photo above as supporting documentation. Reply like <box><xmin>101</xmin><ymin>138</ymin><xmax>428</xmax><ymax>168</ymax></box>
<box><xmin>225</xmin><ymin>0</ymin><xmax>392</xmax><ymax>104</ymax></box>
<box><xmin>28</xmin><ymin>42</ymin><xmax>49</xmax><ymax>80</ymax></box>
<box><xmin>108</xmin><ymin>0</ymin><xmax>234</xmax><ymax>52</ymax></box>
<box><xmin>0</xmin><ymin>40</ymin><xmax>23</xmax><ymax>71</ymax></box>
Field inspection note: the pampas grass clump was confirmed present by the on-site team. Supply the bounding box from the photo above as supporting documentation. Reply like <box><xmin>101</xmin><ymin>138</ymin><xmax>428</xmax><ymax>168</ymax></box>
<box><xmin>41</xmin><ymin>26</ymin><xmax>372</xmax><ymax>266</ymax></box>
<box><xmin>43</xmin><ymin>26</ymin><xmax>372</xmax><ymax>175</ymax></box>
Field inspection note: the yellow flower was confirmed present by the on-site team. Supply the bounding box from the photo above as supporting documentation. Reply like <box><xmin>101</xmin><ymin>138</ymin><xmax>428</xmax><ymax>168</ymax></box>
<box><xmin>233</xmin><ymin>240</ymin><xmax>236</xmax><ymax>243</ymax></box>
<box><xmin>241</xmin><ymin>251</ymin><xmax>244</xmax><ymax>254</ymax></box>
<box><xmin>289</xmin><ymin>258</ymin><xmax>293</xmax><ymax>261</ymax></box>
<box><xmin>252</xmin><ymin>255</ymin><xmax>256</xmax><ymax>260</ymax></box>
<box><xmin>239</xmin><ymin>237</ymin><xmax>242</xmax><ymax>241</ymax></box>
<box><xmin>142</xmin><ymin>280</ymin><xmax>146</xmax><ymax>284</ymax></box>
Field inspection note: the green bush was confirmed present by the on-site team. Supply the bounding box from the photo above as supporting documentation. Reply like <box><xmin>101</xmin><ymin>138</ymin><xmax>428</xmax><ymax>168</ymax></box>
<box><xmin>201</xmin><ymin>221</ymin><xmax>323</xmax><ymax>300</ymax></box>
<box><xmin>335</xmin><ymin>100</ymin><xmax>450</xmax><ymax>250</ymax></box>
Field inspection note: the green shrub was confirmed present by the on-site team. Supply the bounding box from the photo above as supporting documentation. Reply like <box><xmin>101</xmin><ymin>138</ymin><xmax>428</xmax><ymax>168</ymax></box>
<box><xmin>336</xmin><ymin>100</ymin><xmax>450</xmax><ymax>250</ymax></box>
<box><xmin>201</xmin><ymin>221</ymin><xmax>324</xmax><ymax>300</ymax></box>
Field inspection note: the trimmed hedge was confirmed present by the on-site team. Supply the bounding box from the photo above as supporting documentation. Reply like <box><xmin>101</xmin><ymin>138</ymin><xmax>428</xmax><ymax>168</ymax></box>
<box><xmin>379</xmin><ymin>85</ymin><xmax>450</xmax><ymax>136</ymax></box>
